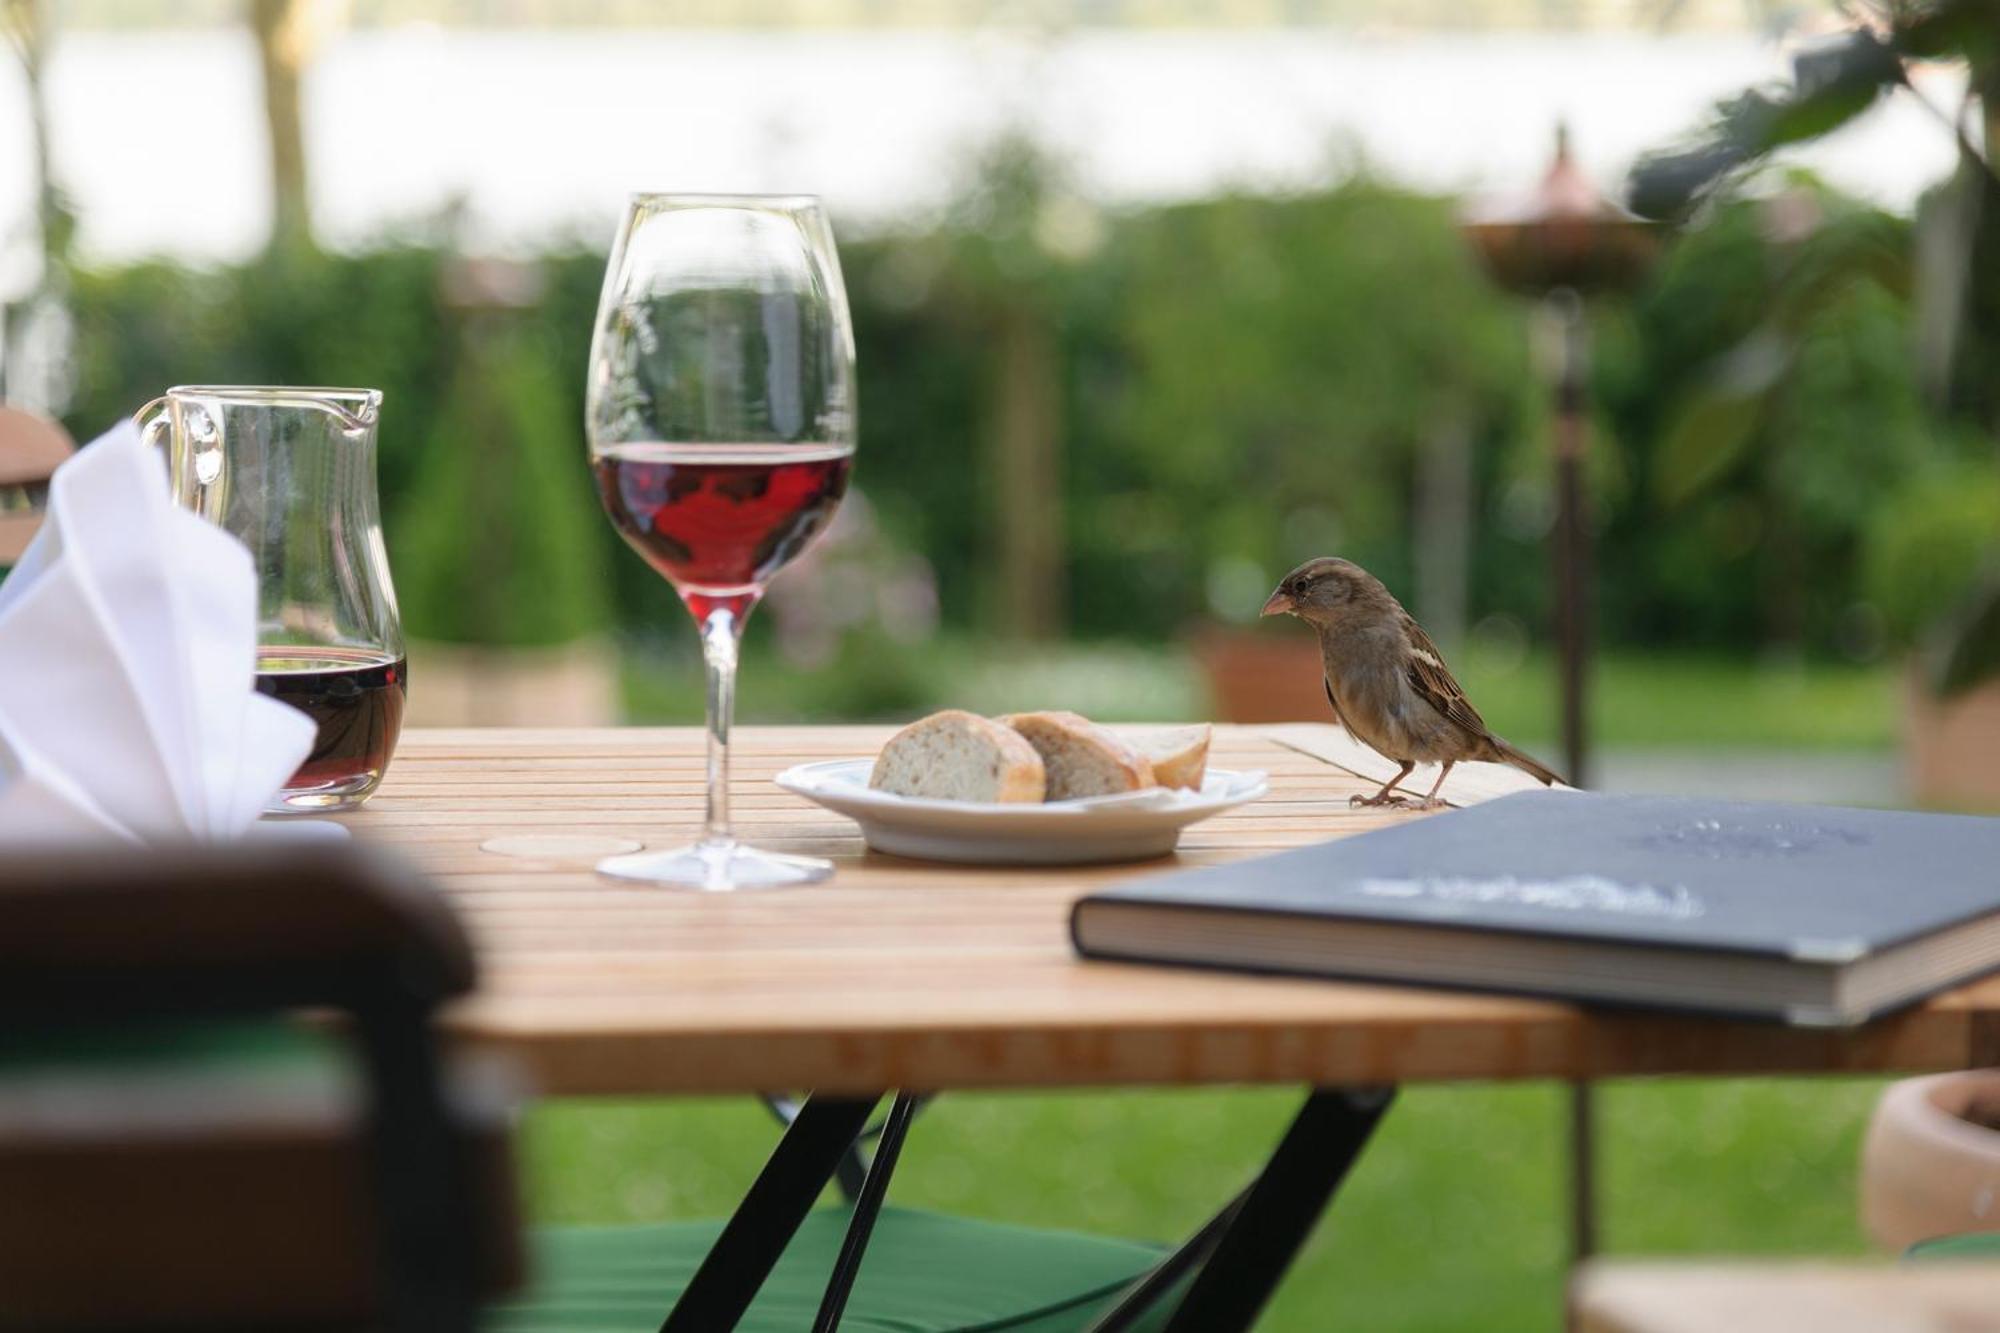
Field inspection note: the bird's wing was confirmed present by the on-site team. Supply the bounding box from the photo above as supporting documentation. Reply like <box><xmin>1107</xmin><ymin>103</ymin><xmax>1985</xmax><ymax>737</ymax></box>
<box><xmin>1322</xmin><ymin>673</ymin><xmax>1351</xmax><ymax>731</ymax></box>
<box><xmin>1400</xmin><ymin>614</ymin><xmax>1489</xmax><ymax>737</ymax></box>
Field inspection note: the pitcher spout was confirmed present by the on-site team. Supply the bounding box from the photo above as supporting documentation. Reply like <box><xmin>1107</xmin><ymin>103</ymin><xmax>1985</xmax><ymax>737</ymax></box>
<box><xmin>302</xmin><ymin>388</ymin><xmax>381</xmax><ymax>435</ymax></box>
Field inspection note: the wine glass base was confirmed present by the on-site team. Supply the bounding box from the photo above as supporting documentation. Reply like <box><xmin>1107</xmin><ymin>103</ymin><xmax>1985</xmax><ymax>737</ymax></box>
<box><xmin>596</xmin><ymin>839</ymin><xmax>834</xmax><ymax>892</ymax></box>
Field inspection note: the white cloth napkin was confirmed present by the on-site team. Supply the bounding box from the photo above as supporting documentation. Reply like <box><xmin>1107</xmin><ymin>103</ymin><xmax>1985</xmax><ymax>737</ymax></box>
<box><xmin>0</xmin><ymin>421</ymin><xmax>329</xmax><ymax>844</ymax></box>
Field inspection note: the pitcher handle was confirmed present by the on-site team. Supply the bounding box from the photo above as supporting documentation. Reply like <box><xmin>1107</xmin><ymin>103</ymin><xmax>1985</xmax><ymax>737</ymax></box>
<box><xmin>133</xmin><ymin>396</ymin><xmax>171</xmax><ymax>453</ymax></box>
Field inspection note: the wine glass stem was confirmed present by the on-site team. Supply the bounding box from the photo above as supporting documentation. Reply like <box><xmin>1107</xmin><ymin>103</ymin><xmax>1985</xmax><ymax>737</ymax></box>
<box><xmin>700</xmin><ymin>606</ymin><xmax>741</xmax><ymax>846</ymax></box>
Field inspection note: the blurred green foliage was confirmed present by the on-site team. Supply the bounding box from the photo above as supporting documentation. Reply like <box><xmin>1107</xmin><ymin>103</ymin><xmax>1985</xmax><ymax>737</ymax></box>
<box><xmin>1595</xmin><ymin>183</ymin><xmax>1972</xmax><ymax>654</ymax></box>
<box><xmin>64</xmin><ymin>244</ymin><xmax>621</xmax><ymax>646</ymax></box>
<box><xmin>1093</xmin><ymin>181</ymin><xmax>1532</xmax><ymax>627</ymax></box>
<box><xmin>1865</xmin><ymin>463</ymin><xmax>2000</xmax><ymax>644</ymax></box>
<box><xmin>1629</xmin><ymin>2</ymin><xmax>2000</xmax><ymax>688</ymax></box>
<box><xmin>395</xmin><ymin>319</ymin><xmax>612</xmax><ymax>646</ymax></box>
<box><xmin>59</xmin><ymin>169</ymin><xmax>1956</xmax><ymax>661</ymax></box>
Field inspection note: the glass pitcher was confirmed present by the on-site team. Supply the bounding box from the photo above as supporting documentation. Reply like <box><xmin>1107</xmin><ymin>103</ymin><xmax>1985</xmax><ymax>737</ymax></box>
<box><xmin>136</xmin><ymin>386</ymin><xmax>406</xmax><ymax>813</ymax></box>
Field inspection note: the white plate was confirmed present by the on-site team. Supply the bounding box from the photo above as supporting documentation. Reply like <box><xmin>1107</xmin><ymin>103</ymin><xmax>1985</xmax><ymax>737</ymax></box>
<box><xmin>773</xmin><ymin>759</ymin><xmax>1269</xmax><ymax>865</ymax></box>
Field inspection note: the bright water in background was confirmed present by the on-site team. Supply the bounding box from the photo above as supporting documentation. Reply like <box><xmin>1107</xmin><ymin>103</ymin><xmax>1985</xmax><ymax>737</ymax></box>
<box><xmin>0</xmin><ymin>25</ymin><xmax>1966</xmax><ymax>287</ymax></box>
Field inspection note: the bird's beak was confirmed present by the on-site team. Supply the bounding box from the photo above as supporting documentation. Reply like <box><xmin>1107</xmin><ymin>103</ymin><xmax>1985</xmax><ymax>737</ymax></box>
<box><xmin>1260</xmin><ymin>588</ymin><xmax>1294</xmax><ymax>618</ymax></box>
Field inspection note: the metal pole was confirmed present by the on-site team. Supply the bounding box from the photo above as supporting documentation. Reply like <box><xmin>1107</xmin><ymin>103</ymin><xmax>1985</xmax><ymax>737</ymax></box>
<box><xmin>1546</xmin><ymin>289</ymin><xmax>1599</xmax><ymax>1267</ymax></box>
<box><xmin>1549</xmin><ymin>288</ymin><xmax>1591</xmax><ymax>791</ymax></box>
<box><xmin>1568</xmin><ymin>1079</ymin><xmax>1598</xmax><ymax>1264</ymax></box>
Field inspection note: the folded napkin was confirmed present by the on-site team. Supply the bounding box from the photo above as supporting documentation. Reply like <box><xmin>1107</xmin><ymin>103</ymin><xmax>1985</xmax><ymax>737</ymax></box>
<box><xmin>0</xmin><ymin>421</ymin><xmax>324</xmax><ymax>844</ymax></box>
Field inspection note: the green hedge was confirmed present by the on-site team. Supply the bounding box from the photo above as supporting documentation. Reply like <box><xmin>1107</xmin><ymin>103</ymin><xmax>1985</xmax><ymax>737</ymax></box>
<box><xmin>59</xmin><ymin>175</ymin><xmax>1958</xmax><ymax>657</ymax></box>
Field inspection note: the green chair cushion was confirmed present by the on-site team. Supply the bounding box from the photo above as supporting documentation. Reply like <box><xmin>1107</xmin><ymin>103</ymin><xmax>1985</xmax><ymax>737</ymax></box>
<box><xmin>490</xmin><ymin>1204</ymin><xmax>1175</xmax><ymax>1333</ymax></box>
<box><xmin>1906</xmin><ymin>1231</ymin><xmax>2000</xmax><ymax>1261</ymax></box>
<box><xmin>0</xmin><ymin>1018</ymin><xmax>341</xmax><ymax>1077</ymax></box>
<box><xmin>0</xmin><ymin>1019</ymin><xmax>352</xmax><ymax>1115</ymax></box>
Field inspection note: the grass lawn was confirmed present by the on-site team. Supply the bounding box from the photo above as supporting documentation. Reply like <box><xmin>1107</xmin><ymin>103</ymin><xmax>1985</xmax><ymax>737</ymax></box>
<box><xmin>621</xmin><ymin>634</ymin><xmax>1899</xmax><ymax>750</ymax></box>
<box><xmin>524</xmin><ymin>1076</ymin><xmax>1888</xmax><ymax>1330</ymax></box>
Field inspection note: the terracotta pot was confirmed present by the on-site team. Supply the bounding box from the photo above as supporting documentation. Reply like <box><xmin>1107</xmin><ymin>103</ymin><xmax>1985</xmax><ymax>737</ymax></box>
<box><xmin>1859</xmin><ymin>1070</ymin><xmax>2000</xmax><ymax>1251</ymax></box>
<box><xmin>1190</xmin><ymin>627</ymin><xmax>1333</xmax><ymax>723</ymax></box>
<box><xmin>1904</xmin><ymin>664</ymin><xmax>2000</xmax><ymax>811</ymax></box>
<box><xmin>405</xmin><ymin>637</ymin><xmax>619</xmax><ymax>727</ymax></box>
<box><xmin>0</xmin><ymin>405</ymin><xmax>74</xmax><ymax>563</ymax></box>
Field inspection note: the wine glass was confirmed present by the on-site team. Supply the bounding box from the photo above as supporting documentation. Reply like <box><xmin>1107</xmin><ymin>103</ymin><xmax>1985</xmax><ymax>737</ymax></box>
<box><xmin>586</xmin><ymin>193</ymin><xmax>856</xmax><ymax>890</ymax></box>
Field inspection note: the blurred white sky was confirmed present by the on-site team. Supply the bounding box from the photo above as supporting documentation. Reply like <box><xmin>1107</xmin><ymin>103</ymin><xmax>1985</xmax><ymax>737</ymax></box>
<box><xmin>0</xmin><ymin>24</ymin><xmax>1968</xmax><ymax>288</ymax></box>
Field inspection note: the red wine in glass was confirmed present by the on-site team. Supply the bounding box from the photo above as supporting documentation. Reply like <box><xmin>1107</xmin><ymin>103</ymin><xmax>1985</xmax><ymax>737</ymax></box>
<box><xmin>593</xmin><ymin>442</ymin><xmax>853</xmax><ymax>616</ymax></box>
<box><xmin>255</xmin><ymin>646</ymin><xmax>408</xmax><ymax>803</ymax></box>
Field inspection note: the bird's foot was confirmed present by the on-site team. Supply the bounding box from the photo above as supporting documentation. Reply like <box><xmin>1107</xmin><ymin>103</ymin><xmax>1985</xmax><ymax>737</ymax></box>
<box><xmin>1350</xmin><ymin>791</ymin><xmax>1415</xmax><ymax>809</ymax></box>
<box><xmin>1413</xmin><ymin>796</ymin><xmax>1451</xmax><ymax>811</ymax></box>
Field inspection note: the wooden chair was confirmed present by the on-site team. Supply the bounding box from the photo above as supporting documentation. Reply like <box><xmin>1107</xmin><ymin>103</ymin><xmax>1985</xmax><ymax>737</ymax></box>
<box><xmin>0</xmin><ymin>844</ymin><xmax>522</xmax><ymax>1332</ymax></box>
<box><xmin>0</xmin><ymin>845</ymin><xmax>1183</xmax><ymax>1333</ymax></box>
<box><xmin>0</xmin><ymin>405</ymin><xmax>72</xmax><ymax>564</ymax></box>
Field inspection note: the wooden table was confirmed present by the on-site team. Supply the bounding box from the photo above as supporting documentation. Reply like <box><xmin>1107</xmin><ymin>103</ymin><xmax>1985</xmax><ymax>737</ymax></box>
<box><xmin>346</xmin><ymin>724</ymin><xmax>2000</xmax><ymax>1097</ymax></box>
<box><xmin>341</xmin><ymin>724</ymin><xmax>2000</xmax><ymax>1331</ymax></box>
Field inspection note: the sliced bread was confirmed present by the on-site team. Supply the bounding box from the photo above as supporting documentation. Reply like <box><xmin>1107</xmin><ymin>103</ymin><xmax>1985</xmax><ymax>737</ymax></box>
<box><xmin>1000</xmin><ymin>711</ymin><xmax>1155</xmax><ymax>800</ymax></box>
<box><xmin>870</xmin><ymin>710</ymin><xmax>1047</xmax><ymax>803</ymax></box>
<box><xmin>1126</xmin><ymin>724</ymin><xmax>1211</xmax><ymax>790</ymax></box>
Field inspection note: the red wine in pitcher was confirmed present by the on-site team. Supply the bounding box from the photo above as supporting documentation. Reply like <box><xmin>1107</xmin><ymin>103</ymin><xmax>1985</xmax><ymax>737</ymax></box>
<box><xmin>255</xmin><ymin>647</ymin><xmax>407</xmax><ymax>796</ymax></box>
<box><xmin>593</xmin><ymin>443</ymin><xmax>852</xmax><ymax>617</ymax></box>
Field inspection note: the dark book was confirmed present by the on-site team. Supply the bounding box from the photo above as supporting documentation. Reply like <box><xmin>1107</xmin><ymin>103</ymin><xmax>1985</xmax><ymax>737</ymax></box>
<box><xmin>1071</xmin><ymin>792</ymin><xmax>2000</xmax><ymax>1026</ymax></box>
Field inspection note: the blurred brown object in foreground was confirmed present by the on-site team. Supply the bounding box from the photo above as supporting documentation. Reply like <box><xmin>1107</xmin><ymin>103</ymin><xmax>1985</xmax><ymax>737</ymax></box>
<box><xmin>0</xmin><ymin>845</ymin><xmax>520</xmax><ymax>1332</ymax></box>
<box><xmin>1859</xmin><ymin>1070</ymin><xmax>2000</xmax><ymax>1252</ymax></box>
<box><xmin>1571</xmin><ymin>1260</ymin><xmax>2000</xmax><ymax>1333</ymax></box>
<box><xmin>0</xmin><ymin>405</ymin><xmax>72</xmax><ymax>564</ymax></box>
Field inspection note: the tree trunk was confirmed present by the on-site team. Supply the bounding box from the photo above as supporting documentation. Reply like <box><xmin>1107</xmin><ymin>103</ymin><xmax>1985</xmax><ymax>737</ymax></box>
<box><xmin>249</xmin><ymin>0</ymin><xmax>311</xmax><ymax>252</ymax></box>
<box><xmin>2</xmin><ymin>0</ymin><xmax>76</xmax><ymax>411</ymax></box>
<box><xmin>4</xmin><ymin>0</ymin><xmax>66</xmax><ymax>271</ymax></box>
<box><xmin>991</xmin><ymin>301</ymin><xmax>1064</xmax><ymax>640</ymax></box>
<box><xmin>1940</xmin><ymin>49</ymin><xmax>2000</xmax><ymax>438</ymax></box>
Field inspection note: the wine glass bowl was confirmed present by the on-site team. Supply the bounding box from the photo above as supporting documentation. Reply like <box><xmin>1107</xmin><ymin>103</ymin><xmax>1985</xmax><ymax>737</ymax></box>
<box><xmin>586</xmin><ymin>194</ymin><xmax>856</xmax><ymax>890</ymax></box>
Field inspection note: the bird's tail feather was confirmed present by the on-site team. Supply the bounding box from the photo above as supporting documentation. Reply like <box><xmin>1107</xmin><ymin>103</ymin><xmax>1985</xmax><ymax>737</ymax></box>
<box><xmin>1493</xmin><ymin>739</ymin><xmax>1564</xmax><ymax>786</ymax></box>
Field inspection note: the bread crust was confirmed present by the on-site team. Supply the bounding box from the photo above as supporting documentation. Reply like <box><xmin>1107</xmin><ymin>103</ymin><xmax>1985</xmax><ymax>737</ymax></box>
<box><xmin>870</xmin><ymin>710</ymin><xmax>1047</xmax><ymax>803</ymax></box>
<box><xmin>1000</xmin><ymin>711</ymin><xmax>1155</xmax><ymax>799</ymax></box>
<box><xmin>1131</xmin><ymin>724</ymin><xmax>1211</xmax><ymax>790</ymax></box>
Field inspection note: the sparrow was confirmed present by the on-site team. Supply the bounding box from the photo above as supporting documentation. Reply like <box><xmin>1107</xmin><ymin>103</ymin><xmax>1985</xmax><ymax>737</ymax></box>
<box><xmin>1261</xmin><ymin>556</ymin><xmax>1563</xmax><ymax>808</ymax></box>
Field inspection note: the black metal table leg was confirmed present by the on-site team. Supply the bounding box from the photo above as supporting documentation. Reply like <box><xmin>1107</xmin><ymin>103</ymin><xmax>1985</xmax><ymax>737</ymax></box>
<box><xmin>659</xmin><ymin>1093</ymin><xmax>880</xmax><ymax>1333</ymax></box>
<box><xmin>1159</xmin><ymin>1085</ymin><xmax>1396</xmax><ymax>1333</ymax></box>
<box><xmin>812</xmin><ymin>1091</ymin><xmax>920</xmax><ymax>1333</ymax></box>
<box><xmin>764</xmin><ymin>1091</ymin><xmax>934</xmax><ymax>1201</ymax></box>
<box><xmin>1084</xmin><ymin>1187</ymin><xmax>1249</xmax><ymax>1333</ymax></box>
